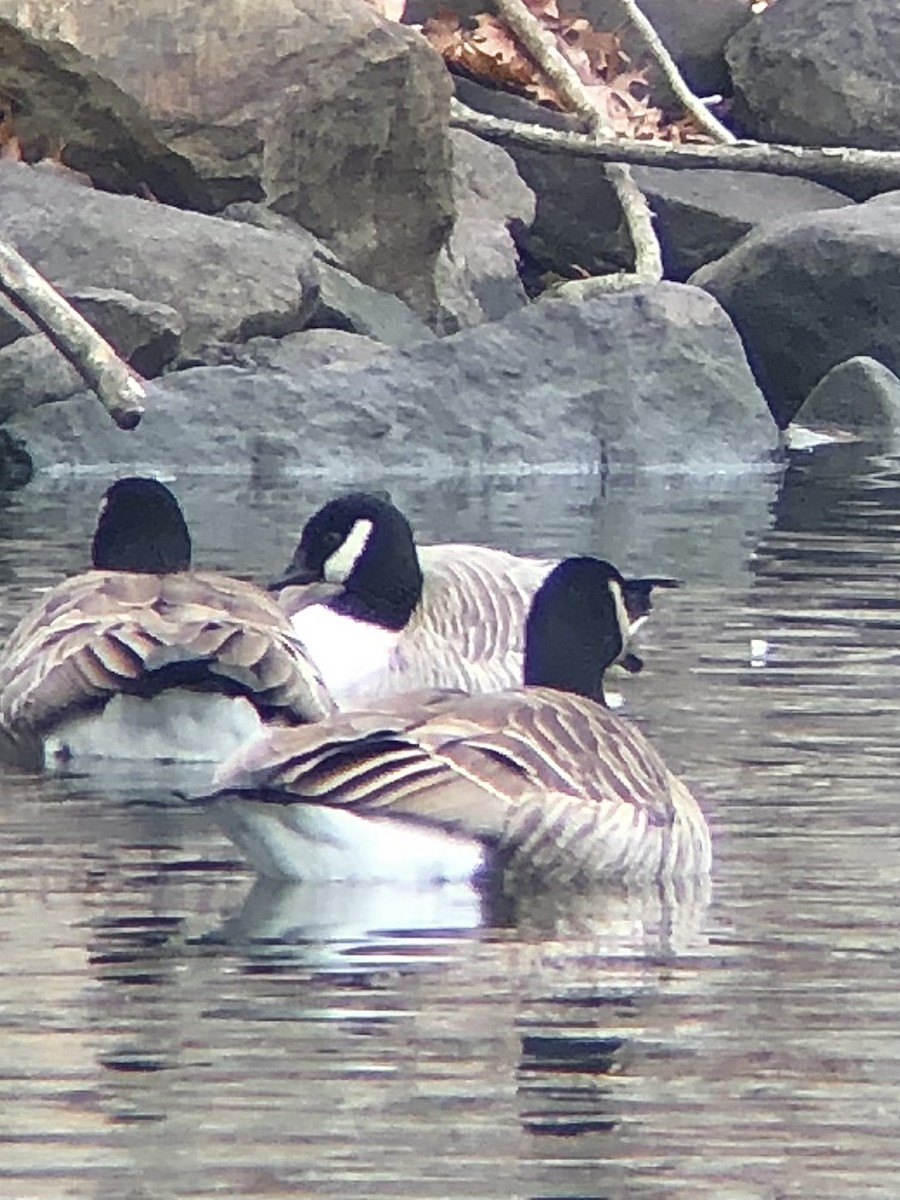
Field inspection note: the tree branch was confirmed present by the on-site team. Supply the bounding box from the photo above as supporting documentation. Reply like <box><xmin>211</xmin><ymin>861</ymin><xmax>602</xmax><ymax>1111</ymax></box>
<box><xmin>0</xmin><ymin>239</ymin><xmax>145</xmax><ymax>430</ymax></box>
<box><xmin>494</xmin><ymin>0</ymin><xmax>662</xmax><ymax>283</ymax></box>
<box><xmin>450</xmin><ymin>100</ymin><xmax>900</xmax><ymax>197</ymax></box>
<box><xmin>613</xmin><ymin>0</ymin><xmax>735</xmax><ymax>144</ymax></box>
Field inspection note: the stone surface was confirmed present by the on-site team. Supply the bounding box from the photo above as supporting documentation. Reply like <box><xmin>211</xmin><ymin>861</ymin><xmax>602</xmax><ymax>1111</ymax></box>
<box><xmin>434</xmin><ymin>129</ymin><xmax>535</xmax><ymax>333</ymax></box>
<box><xmin>727</xmin><ymin>0</ymin><xmax>900</xmax><ymax>150</ymax></box>
<box><xmin>66</xmin><ymin>289</ymin><xmax>183</xmax><ymax>377</ymax></box>
<box><xmin>0</xmin><ymin>289</ymin><xmax>182</xmax><ymax>422</ymax></box>
<box><xmin>5</xmin><ymin>283</ymin><xmax>777</xmax><ymax>476</ymax></box>
<box><xmin>631</xmin><ymin>166</ymin><xmax>852</xmax><ymax>282</ymax></box>
<box><xmin>794</xmin><ymin>356</ymin><xmax>900</xmax><ymax>434</ymax></box>
<box><xmin>692</xmin><ymin>200</ymin><xmax>900</xmax><ymax>427</ymax></box>
<box><xmin>0</xmin><ymin>160</ymin><xmax>318</xmax><ymax>373</ymax></box>
<box><xmin>0</xmin><ymin>19</ymin><xmax>209</xmax><ymax>207</ymax></box>
<box><xmin>0</xmin><ymin>0</ymin><xmax>455</xmax><ymax>317</ymax></box>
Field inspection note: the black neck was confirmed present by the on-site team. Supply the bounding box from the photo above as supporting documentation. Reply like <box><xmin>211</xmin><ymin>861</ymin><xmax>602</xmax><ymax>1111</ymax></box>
<box><xmin>523</xmin><ymin>558</ymin><xmax>625</xmax><ymax>702</ymax></box>
<box><xmin>91</xmin><ymin>478</ymin><xmax>192</xmax><ymax>574</ymax></box>
<box><xmin>337</xmin><ymin>513</ymin><xmax>423</xmax><ymax>630</ymax></box>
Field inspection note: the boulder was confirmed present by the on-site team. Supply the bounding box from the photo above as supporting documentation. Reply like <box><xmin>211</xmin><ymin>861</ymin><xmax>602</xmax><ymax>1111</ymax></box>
<box><xmin>434</xmin><ymin>129</ymin><xmax>535</xmax><ymax>332</ymax></box>
<box><xmin>0</xmin><ymin>289</ymin><xmax>183</xmax><ymax>421</ymax></box>
<box><xmin>0</xmin><ymin>20</ymin><xmax>208</xmax><ymax>207</ymax></box>
<box><xmin>630</xmin><ymin>167</ymin><xmax>851</xmax><ymax>282</ymax></box>
<box><xmin>0</xmin><ymin>160</ymin><xmax>318</xmax><ymax>371</ymax></box>
<box><xmin>793</xmin><ymin>356</ymin><xmax>900</xmax><ymax>435</ymax></box>
<box><xmin>691</xmin><ymin>201</ymin><xmax>900</xmax><ymax>427</ymax></box>
<box><xmin>4</xmin><ymin>282</ymin><xmax>777</xmax><ymax>476</ymax></box>
<box><xmin>727</xmin><ymin>0</ymin><xmax>900</xmax><ymax>151</ymax></box>
<box><xmin>0</xmin><ymin>0</ymin><xmax>455</xmax><ymax>317</ymax></box>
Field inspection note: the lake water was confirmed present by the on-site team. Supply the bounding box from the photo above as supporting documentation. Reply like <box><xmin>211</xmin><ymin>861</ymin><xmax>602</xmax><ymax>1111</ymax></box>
<box><xmin>3</xmin><ymin>444</ymin><xmax>900</xmax><ymax>1199</ymax></box>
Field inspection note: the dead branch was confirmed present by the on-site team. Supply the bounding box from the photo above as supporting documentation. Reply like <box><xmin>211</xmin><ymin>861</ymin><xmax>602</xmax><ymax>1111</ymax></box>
<box><xmin>450</xmin><ymin>100</ymin><xmax>900</xmax><ymax>196</ymax></box>
<box><xmin>613</xmin><ymin>0</ymin><xmax>735</xmax><ymax>144</ymax></box>
<box><xmin>495</xmin><ymin>0</ymin><xmax>662</xmax><ymax>284</ymax></box>
<box><xmin>0</xmin><ymin>239</ymin><xmax>145</xmax><ymax>430</ymax></box>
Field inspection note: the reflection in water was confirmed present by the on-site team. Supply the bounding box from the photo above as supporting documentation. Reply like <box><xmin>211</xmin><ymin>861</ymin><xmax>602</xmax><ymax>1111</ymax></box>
<box><xmin>7</xmin><ymin>452</ymin><xmax>900</xmax><ymax>1196</ymax></box>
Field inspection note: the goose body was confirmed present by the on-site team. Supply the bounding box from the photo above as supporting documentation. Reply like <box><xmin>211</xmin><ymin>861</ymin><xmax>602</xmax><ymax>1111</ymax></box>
<box><xmin>272</xmin><ymin>493</ymin><xmax>675</xmax><ymax>707</ymax></box>
<box><xmin>207</xmin><ymin>557</ymin><xmax>711</xmax><ymax>889</ymax></box>
<box><xmin>0</xmin><ymin>478</ymin><xmax>332</xmax><ymax>768</ymax></box>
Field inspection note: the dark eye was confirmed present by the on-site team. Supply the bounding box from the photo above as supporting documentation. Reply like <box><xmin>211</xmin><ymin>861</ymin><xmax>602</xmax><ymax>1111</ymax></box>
<box><xmin>322</xmin><ymin>530</ymin><xmax>344</xmax><ymax>553</ymax></box>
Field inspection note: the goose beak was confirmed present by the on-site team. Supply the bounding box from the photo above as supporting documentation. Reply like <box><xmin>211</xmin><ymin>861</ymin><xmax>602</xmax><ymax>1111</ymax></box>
<box><xmin>622</xmin><ymin>576</ymin><xmax>682</xmax><ymax>624</ymax></box>
<box><xmin>619</xmin><ymin>651</ymin><xmax>644</xmax><ymax>675</ymax></box>
<box><xmin>267</xmin><ymin>561</ymin><xmax>320</xmax><ymax>591</ymax></box>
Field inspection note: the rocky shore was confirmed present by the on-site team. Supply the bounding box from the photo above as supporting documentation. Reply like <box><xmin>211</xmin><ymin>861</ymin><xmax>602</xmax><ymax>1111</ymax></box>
<box><xmin>0</xmin><ymin>0</ymin><xmax>899</xmax><ymax>484</ymax></box>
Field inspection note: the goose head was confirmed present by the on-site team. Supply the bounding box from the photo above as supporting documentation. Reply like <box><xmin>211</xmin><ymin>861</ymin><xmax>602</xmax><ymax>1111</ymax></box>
<box><xmin>91</xmin><ymin>477</ymin><xmax>191</xmax><ymax>574</ymax></box>
<box><xmin>524</xmin><ymin>556</ymin><xmax>635</xmax><ymax>704</ymax></box>
<box><xmin>270</xmin><ymin>492</ymin><xmax>423</xmax><ymax>630</ymax></box>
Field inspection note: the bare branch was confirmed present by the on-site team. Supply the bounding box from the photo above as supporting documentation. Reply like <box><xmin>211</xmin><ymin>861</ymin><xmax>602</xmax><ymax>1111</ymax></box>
<box><xmin>0</xmin><ymin>239</ymin><xmax>145</xmax><ymax>430</ymax></box>
<box><xmin>450</xmin><ymin>100</ymin><xmax>900</xmax><ymax>196</ymax></box>
<box><xmin>613</xmin><ymin>0</ymin><xmax>735</xmax><ymax>144</ymax></box>
<box><xmin>494</xmin><ymin>0</ymin><xmax>662</xmax><ymax>282</ymax></box>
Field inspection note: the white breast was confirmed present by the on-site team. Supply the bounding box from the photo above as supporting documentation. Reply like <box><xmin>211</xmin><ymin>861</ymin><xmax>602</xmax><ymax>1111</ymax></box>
<box><xmin>289</xmin><ymin>604</ymin><xmax>400</xmax><ymax>707</ymax></box>
<box><xmin>212</xmin><ymin>798</ymin><xmax>486</xmax><ymax>885</ymax></box>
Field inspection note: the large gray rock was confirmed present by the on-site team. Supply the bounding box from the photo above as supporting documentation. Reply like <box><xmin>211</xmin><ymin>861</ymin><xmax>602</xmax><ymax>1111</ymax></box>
<box><xmin>0</xmin><ymin>20</ymin><xmax>208</xmax><ymax>206</ymax></box>
<box><xmin>793</xmin><ymin>356</ymin><xmax>900</xmax><ymax>435</ymax></box>
<box><xmin>434</xmin><ymin>129</ymin><xmax>535</xmax><ymax>332</ymax></box>
<box><xmin>630</xmin><ymin>167</ymin><xmax>851</xmax><ymax>282</ymax></box>
<box><xmin>727</xmin><ymin>0</ymin><xmax>900</xmax><ymax>150</ymax></box>
<box><xmin>5</xmin><ymin>283</ymin><xmax>777</xmax><ymax>476</ymax></box>
<box><xmin>692</xmin><ymin>201</ymin><xmax>900</xmax><ymax>427</ymax></box>
<box><xmin>1</xmin><ymin>0</ymin><xmax>455</xmax><ymax>317</ymax></box>
<box><xmin>0</xmin><ymin>160</ymin><xmax>318</xmax><ymax>371</ymax></box>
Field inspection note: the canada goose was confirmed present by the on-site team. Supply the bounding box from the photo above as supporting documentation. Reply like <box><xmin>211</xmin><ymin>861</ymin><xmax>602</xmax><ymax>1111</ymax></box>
<box><xmin>0</xmin><ymin>477</ymin><xmax>333</xmax><ymax>768</ymax></box>
<box><xmin>269</xmin><ymin>491</ymin><xmax>678</xmax><ymax>706</ymax></box>
<box><xmin>205</xmin><ymin>556</ymin><xmax>711</xmax><ymax>889</ymax></box>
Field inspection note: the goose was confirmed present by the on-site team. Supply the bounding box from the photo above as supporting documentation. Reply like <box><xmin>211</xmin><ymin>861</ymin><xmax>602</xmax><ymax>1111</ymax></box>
<box><xmin>204</xmin><ymin>555</ymin><xmax>711</xmax><ymax>890</ymax></box>
<box><xmin>0</xmin><ymin>477</ymin><xmax>333</xmax><ymax>769</ymax></box>
<box><xmin>269</xmin><ymin>491</ymin><xmax>678</xmax><ymax>707</ymax></box>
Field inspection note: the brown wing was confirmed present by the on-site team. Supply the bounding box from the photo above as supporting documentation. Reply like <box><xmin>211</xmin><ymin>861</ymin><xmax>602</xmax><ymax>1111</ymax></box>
<box><xmin>0</xmin><ymin>570</ymin><xmax>333</xmax><ymax>742</ymax></box>
<box><xmin>214</xmin><ymin>687</ymin><xmax>683</xmax><ymax>872</ymax></box>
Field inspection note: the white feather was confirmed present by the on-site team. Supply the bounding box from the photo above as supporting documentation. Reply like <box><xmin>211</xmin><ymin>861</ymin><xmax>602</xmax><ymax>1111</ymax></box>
<box><xmin>44</xmin><ymin>690</ymin><xmax>265</xmax><ymax>767</ymax></box>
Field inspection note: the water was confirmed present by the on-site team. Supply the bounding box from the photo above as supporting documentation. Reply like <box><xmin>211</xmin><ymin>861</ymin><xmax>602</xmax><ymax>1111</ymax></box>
<box><xmin>3</xmin><ymin>446</ymin><xmax>900</xmax><ymax>1198</ymax></box>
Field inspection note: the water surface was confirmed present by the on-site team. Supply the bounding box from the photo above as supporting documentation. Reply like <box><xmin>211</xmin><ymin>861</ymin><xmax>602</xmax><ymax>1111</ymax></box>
<box><xmin>3</xmin><ymin>449</ymin><xmax>900</xmax><ymax>1199</ymax></box>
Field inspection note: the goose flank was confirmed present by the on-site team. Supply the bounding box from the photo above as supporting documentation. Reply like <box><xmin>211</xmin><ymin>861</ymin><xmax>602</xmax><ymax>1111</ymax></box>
<box><xmin>0</xmin><ymin>477</ymin><xmax>333</xmax><ymax>768</ymax></box>
<box><xmin>206</xmin><ymin>556</ymin><xmax>711</xmax><ymax>889</ymax></box>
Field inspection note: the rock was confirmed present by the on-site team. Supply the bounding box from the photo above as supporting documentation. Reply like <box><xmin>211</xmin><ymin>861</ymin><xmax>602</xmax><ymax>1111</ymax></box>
<box><xmin>65</xmin><ymin>289</ymin><xmax>183</xmax><ymax>377</ymax></box>
<box><xmin>0</xmin><ymin>337</ymin><xmax>83</xmax><ymax>424</ymax></box>
<box><xmin>727</xmin><ymin>0</ymin><xmax>900</xmax><ymax>151</ymax></box>
<box><xmin>5</xmin><ymin>282</ymin><xmax>777</xmax><ymax>475</ymax></box>
<box><xmin>303</xmin><ymin>262</ymin><xmax>434</xmax><ymax>348</ymax></box>
<box><xmin>0</xmin><ymin>160</ymin><xmax>319</xmax><ymax>377</ymax></box>
<box><xmin>0</xmin><ymin>20</ymin><xmax>209</xmax><ymax>207</ymax></box>
<box><xmin>434</xmin><ymin>129</ymin><xmax>535</xmax><ymax>332</ymax></box>
<box><xmin>239</xmin><ymin>330</ymin><xmax>391</xmax><ymax>373</ymax></box>
<box><xmin>1</xmin><ymin>0</ymin><xmax>455</xmax><ymax>317</ymax></box>
<box><xmin>793</xmin><ymin>357</ymin><xmax>900</xmax><ymax>434</ymax></box>
<box><xmin>0</xmin><ymin>289</ymin><xmax>181</xmax><ymax>421</ymax></box>
<box><xmin>691</xmin><ymin>201</ymin><xmax>900</xmax><ymax>427</ymax></box>
<box><xmin>630</xmin><ymin>166</ymin><xmax>851</xmax><ymax>282</ymax></box>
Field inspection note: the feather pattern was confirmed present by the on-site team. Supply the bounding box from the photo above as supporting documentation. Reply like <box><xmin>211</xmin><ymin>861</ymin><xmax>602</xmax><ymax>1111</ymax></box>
<box><xmin>0</xmin><ymin>570</ymin><xmax>333</xmax><ymax>754</ymax></box>
<box><xmin>211</xmin><ymin>686</ymin><xmax>710</xmax><ymax>887</ymax></box>
<box><xmin>271</xmin><ymin>494</ymin><xmax>677</xmax><ymax>707</ymax></box>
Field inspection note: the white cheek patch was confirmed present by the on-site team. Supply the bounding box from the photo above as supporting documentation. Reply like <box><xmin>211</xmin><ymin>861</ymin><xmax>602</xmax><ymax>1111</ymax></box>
<box><xmin>324</xmin><ymin>518</ymin><xmax>373</xmax><ymax>584</ymax></box>
<box><xmin>609</xmin><ymin>580</ymin><xmax>632</xmax><ymax>655</ymax></box>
